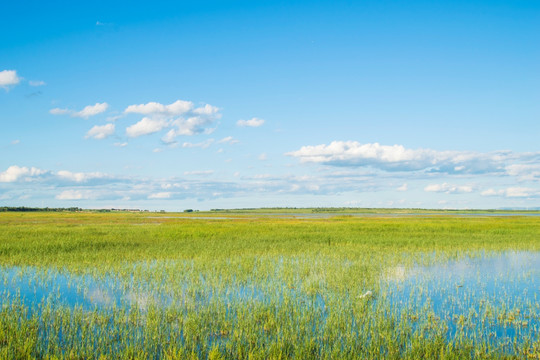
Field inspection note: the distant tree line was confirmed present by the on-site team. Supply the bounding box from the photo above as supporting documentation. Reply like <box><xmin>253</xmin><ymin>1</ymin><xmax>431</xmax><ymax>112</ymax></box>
<box><xmin>0</xmin><ymin>206</ymin><xmax>82</xmax><ymax>212</ymax></box>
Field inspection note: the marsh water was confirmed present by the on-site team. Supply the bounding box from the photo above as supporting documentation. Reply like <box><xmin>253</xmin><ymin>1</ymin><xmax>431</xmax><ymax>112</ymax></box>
<box><xmin>1</xmin><ymin>251</ymin><xmax>538</xmax><ymax>348</ymax></box>
<box><xmin>383</xmin><ymin>251</ymin><xmax>540</xmax><ymax>346</ymax></box>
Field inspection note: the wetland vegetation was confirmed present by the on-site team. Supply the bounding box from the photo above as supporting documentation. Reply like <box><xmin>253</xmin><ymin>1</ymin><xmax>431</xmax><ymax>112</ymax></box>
<box><xmin>0</xmin><ymin>211</ymin><xmax>539</xmax><ymax>359</ymax></box>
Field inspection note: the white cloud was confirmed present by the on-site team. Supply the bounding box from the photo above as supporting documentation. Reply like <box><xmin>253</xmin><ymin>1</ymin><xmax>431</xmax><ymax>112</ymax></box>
<box><xmin>258</xmin><ymin>153</ymin><xmax>268</xmax><ymax>161</ymax></box>
<box><xmin>0</xmin><ymin>70</ymin><xmax>20</xmax><ymax>89</ymax></box>
<box><xmin>505</xmin><ymin>187</ymin><xmax>537</xmax><ymax>198</ymax></box>
<box><xmin>57</xmin><ymin>170</ymin><xmax>108</xmax><ymax>183</ymax></box>
<box><xmin>0</xmin><ymin>166</ymin><xmax>46</xmax><ymax>182</ymax></box>
<box><xmin>85</xmin><ymin>124</ymin><xmax>115</xmax><ymax>140</ymax></box>
<box><xmin>161</xmin><ymin>183</ymin><xmax>189</xmax><ymax>190</ymax></box>
<box><xmin>237</xmin><ymin>117</ymin><xmax>265</xmax><ymax>127</ymax></box>
<box><xmin>161</xmin><ymin>129</ymin><xmax>178</xmax><ymax>144</ymax></box>
<box><xmin>49</xmin><ymin>103</ymin><xmax>109</xmax><ymax>118</ymax></box>
<box><xmin>481</xmin><ymin>189</ymin><xmax>505</xmax><ymax>196</ymax></box>
<box><xmin>287</xmin><ymin>141</ymin><xmax>540</xmax><ymax>174</ymax></box>
<box><xmin>124</xmin><ymin>99</ymin><xmax>221</xmax><ymax>143</ymax></box>
<box><xmin>74</xmin><ymin>102</ymin><xmax>109</xmax><ymax>118</ymax></box>
<box><xmin>193</xmin><ymin>104</ymin><xmax>220</xmax><ymax>116</ymax></box>
<box><xmin>172</xmin><ymin>116</ymin><xmax>216</xmax><ymax>136</ymax></box>
<box><xmin>3</xmin><ymin>165</ymin><xmax>373</xmax><ymax>205</ymax></box>
<box><xmin>148</xmin><ymin>192</ymin><xmax>171</xmax><ymax>199</ymax></box>
<box><xmin>481</xmin><ymin>187</ymin><xmax>540</xmax><ymax>198</ymax></box>
<box><xmin>29</xmin><ymin>80</ymin><xmax>46</xmax><ymax>87</ymax></box>
<box><xmin>306</xmin><ymin>184</ymin><xmax>320</xmax><ymax>191</ymax></box>
<box><xmin>290</xmin><ymin>184</ymin><xmax>301</xmax><ymax>192</ymax></box>
<box><xmin>204</xmin><ymin>127</ymin><xmax>217</xmax><ymax>135</ymax></box>
<box><xmin>397</xmin><ymin>183</ymin><xmax>408</xmax><ymax>191</ymax></box>
<box><xmin>505</xmin><ymin>164</ymin><xmax>540</xmax><ymax>181</ymax></box>
<box><xmin>50</xmin><ymin>108</ymin><xmax>70</xmax><ymax>115</ymax></box>
<box><xmin>56</xmin><ymin>190</ymin><xmax>89</xmax><ymax>200</ymax></box>
<box><xmin>114</xmin><ymin>142</ymin><xmax>128</xmax><ymax>147</ymax></box>
<box><xmin>11</xmin><ymin>140</ymin><xmax>20</xmax><ymax>145</ymax></box>
<box><xmin>181</xmin><ymin>139</ymin><xmax>214</xmax><ymax>149</ymax></box>
<box><xmin>125</xmin><ymin>100</ymin><xmax>194</xmax><ymax>116</ymax></box>
<box><xmin>217</xmin><ymin>136</ymin><xmax>239</xmax><ymax>144</ymax></box>
<box><xmin>424</xmin><ymin>183</ymin><xmax>473</xmax><ymax>194</ymax></box>
<box><xmin>126</xmin><ymin>117</ymin><xmax>169</xmax><ymax>137</ymax></box>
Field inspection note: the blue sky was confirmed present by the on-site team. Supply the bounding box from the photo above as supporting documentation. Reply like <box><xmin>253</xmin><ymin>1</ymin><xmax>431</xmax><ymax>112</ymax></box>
<box><xmin>1</xmin><ymin>0</ymin><xmax>539</xmax><ymax>210</ymax></box>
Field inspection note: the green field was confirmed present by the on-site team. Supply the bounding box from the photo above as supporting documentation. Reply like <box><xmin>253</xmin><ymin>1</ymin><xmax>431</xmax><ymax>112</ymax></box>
<box><xmin>0</xmin><ymin>211</ymin><xmax>539</xmax><ymax>359</ymax></box>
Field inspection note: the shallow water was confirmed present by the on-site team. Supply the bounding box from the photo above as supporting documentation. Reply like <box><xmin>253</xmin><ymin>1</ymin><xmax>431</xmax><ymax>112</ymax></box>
<box><xmin>0</xmin><ymin>267</ymin><xmax>142</xmax><ymax>311</ymax></box>
<box><xmin>384</xmin><ymin>251</ymin><xmax>540</xmax><ymax>348</ymax></box>
<box><xmin>0</xmin><ymin>264</ymin><xmax>323</xmax><ymax>314</ymax></box>
<box><xmin>1</xmin><ymin>251</ymin><xmax>538</xmax><ymax>355</ymax></box>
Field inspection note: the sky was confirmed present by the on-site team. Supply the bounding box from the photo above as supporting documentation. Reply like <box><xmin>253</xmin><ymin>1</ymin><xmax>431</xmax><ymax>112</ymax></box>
<box><xmin>1</xmin><ymin>0</ymin><xmax>539</xmax><ymax>210</ymax></box>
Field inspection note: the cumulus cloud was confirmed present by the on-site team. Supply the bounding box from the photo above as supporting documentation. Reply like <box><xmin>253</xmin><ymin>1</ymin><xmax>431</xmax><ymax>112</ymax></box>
<box><xmin>125</xmin><ymin>100</ymin><xmax>194</xmax><ymax>116</ymax></box>
<box><xmin>482</xmin><ymin>187</ymin><xmax>539</xmax><ymax>198</ymax></box>
<box><xmin>49</xmin><ymin>103</ymin><xmax>109</xmax><ymax>118</ymax></box>
<box><xmin>160</xmin><ymin>129</ymin><xmax>177</xmax><ymax>144</ymax></box>
<box><xmin>126</xmin><ymin>117</ymin><xmax>168</xmax><ymax>138</ymax></box>
<box><xmin>0</xmin><ymin>70</ymin><xmax>20</xmax><ymax>89</ymax></box>
<box><xmin>57</xmin><ymin>170</ymin><xmax>108</xmax><ymax>183</ymax></box>
<box><xmin>85</xmin><ymin>124</ymin><xmax>115</xmax><ymax>140</ymax></box>
<box><xmin>4</xmin><ymin>156</ymin><xmax>537</xmax><ymax>208</ymax></box>
<box><xmin>74</xmin><ymin>103</ymin><xmax>109</xmax><ymax>118</ymax></box>
<box><xmin>56</xmin><ymin>190</ymin><xmax>90</xmax><ymax>200</ymax></box>
<box><xmin>49</xmin><ymin>108</ymin><xmax>70</xmax><ymax>115</ymax></box>
<box><xmin>505</xmin><ymin>164</ymin><xmax>540</xmax><ymax>181</ymax></box>
<box><xmin>148</xmin><ymin>192</ymin><xmax>172</xmax><ymax>199</ymax></box>
<box><xmin>0</xmin><ymin>166</ymin><xmax>46</xmax><ymax>182</ymax></box>
<box><xmin>193</xmin><ymin>104</ymin><xmax>220</xmax><ymax>116</ymax></box>
<box><xmin>181</xmin><ymin>139</ymin><xmax>214</xmax><ymax>149</ymax></box>
<box><xmin>171</xmin><ymin>116</ymin><xmax>218</xmax><ymax>137</ymax></box>
<box><xmin>505</xmin><ymin>187</ymin><xmax>537</xmax><ymax>197</ymax></box>
<box><xmin>480</xmin><ymin>189</ymin><xmax>503</xmax><ymax>197</ymax></box>
<box><xmin>124</xmin><ymin>99</ymin><xmax>221</xmax><ymax>143</ymax></box>
<box><xmin>287</xmin><ymin>141</ymin><xmax>540</xmax><ymax>174</ymax></box>
<box><xmin>217</xmin><ymin>136</ymin><xmax>239</xmax><ymax>144</ymax></box>
<box><xmin>0</xmin><ymin>166</ymin><xmax>121</xmax><ymax>186</ymax></box>
<box><xmin>424</xmin><ymin>183</ymin><xmax>473</xmax><ymax>194</ymax></box>
<box><xmin>397</xmin><ymin>183</ymin><xmax>408</xmax><ymax>191</ymax></box>
<box><xmin>237</xmin><ymin>117</ymin><xmax>265</xmax><ymax>127</ymax></box>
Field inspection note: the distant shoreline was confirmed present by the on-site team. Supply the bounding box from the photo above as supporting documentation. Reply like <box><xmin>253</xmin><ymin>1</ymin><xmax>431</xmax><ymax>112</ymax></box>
<box><xmin>2</xmin><ymin>206</ymin><xmax>540</xmax><ymax>214</ymax></box>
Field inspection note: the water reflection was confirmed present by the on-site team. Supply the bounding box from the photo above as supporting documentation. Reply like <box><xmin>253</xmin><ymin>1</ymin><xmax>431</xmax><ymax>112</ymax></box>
<box><xmin>1</xmin><ymin>251</ymin><xmax>538</xmax><ymax>354</ymax></box>
<box><xmin>384</xmin><ymin>251</ymin><xmax>540</xmax><ymax>347</ymax></box>
<box><xmin>0</xmin><ymin>267</ymin><xmax>158</xmax><ymax>311</ymax></box>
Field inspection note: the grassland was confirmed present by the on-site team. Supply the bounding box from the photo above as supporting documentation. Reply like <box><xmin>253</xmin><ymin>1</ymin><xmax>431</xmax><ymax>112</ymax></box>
<box><xmin>0</xmin><ymin>211</ymin><xmax>539</xmax><ymax>359</ymax></box>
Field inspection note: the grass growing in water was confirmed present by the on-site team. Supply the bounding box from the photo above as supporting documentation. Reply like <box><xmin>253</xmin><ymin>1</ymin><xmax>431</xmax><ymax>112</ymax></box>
<box><xmin>0</xmin><ymin>212</ymin><xmax>539</xmax><ymax>359</ymax></box>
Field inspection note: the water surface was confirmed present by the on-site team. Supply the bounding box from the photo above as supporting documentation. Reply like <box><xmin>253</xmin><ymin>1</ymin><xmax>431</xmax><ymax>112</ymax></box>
<box><xmin>384</xmin><ymin>251</ymin><xmax>540</xmax><ymax>348</ymax></box>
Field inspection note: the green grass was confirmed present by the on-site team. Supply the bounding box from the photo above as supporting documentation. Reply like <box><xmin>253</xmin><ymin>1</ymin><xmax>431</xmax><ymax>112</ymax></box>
<box><xmin>0</xmin><ymin>212</ymin><xmax>539</xmax><ymax>359</ymax></box>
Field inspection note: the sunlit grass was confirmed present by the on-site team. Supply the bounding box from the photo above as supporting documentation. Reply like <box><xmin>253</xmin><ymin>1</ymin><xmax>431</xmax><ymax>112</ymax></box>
<box><xmin>0</xmin><ymin>212</ymin><xmax>539</xmax><ymax>359</ymax></box>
